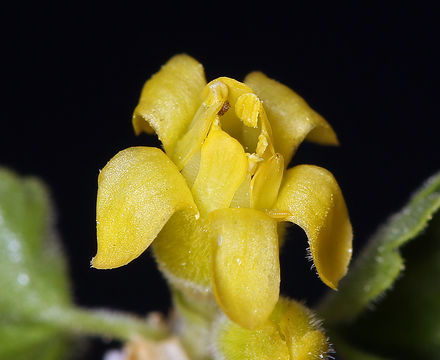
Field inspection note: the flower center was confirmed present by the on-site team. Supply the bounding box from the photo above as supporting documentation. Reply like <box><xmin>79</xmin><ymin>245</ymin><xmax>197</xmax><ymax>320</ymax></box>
<box><xmin>174</xmin><ymin>77</ymin><xmax>284</xmax><ymax>214</ymax></box>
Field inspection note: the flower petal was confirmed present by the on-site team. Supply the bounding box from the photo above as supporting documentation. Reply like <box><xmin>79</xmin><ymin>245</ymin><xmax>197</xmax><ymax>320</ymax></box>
<box><xmin>172</xmin><ymin>80</ymin><xmax>228</xmax><ymax>169</ymax></box>
<box><xmin>191</xmin><ymin>127</ymin><xmax>248</xmax><ymax>216</ymax></box>
<box><xmin>216</xmin><ymin>77</ymin><xmax>254</xmax><ymax>106</ymax></box>
<box><xmin>92</xmin><ymin>147</ymin><xmax>197</xmax><ymax>269</ymax></box>
<box><xmin>180</xmin><ymin>149</ymin><xmax>201</xmax><ymax>187</ymax></box>
<box><xmin>209</xmin><ymin>208</ymin><xmax>280</xmax><ymax>329</ymax></box>
<box><xmin>245</xmin><ymin>72</ymin><xmax>338</xmax><ymax>165</ymax></box>
<box><xmin>272</xmin><ymin>165</ymin><xmax>352</xmax><ymax>289</ymax></box>
<box><xmin>132</xmin><ymin>54</ymin><xmax>206</xmax><ymax>154</ymax></box>
<box><xmin>250</xmin><ymin>153</ymin><xmax>284</xmax><ymax>210</ymax></box>
<box><xmin>230</xmin><ymin>172</ymin><xmax>252</xmax><ymax>208</ymax></box>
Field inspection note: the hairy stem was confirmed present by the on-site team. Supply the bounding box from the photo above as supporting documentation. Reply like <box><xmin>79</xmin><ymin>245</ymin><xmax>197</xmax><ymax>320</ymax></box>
<box><xmin>34</xmin><ymin>306</ymin><xmax>170</xmax><ymax>341</ymax></box>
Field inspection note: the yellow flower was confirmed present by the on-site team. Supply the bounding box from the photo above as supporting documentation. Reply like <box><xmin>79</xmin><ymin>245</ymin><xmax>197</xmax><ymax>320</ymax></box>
<box><xmin>92</xmin><ymin>54</ymin><xmax>352</xmax><ymax>330</ymax></box>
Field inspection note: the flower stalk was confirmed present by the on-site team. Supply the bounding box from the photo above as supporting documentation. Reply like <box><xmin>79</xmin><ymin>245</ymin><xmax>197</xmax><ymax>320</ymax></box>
<box><xmin>33</xmin><ymin>306</ymin><xmax>170</xmax><ymax>342</ymax></box>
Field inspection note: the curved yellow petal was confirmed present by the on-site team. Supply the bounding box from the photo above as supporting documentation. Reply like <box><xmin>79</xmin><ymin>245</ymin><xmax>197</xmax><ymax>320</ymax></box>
<box><xmin>172</xmin><ymin>80</ymin><xmax>228</xmax><ymax>169</ymax></box>
<box><xmin>191</xmin><ymin>127</ymin><xmax>248</xmax><ymax>216</ymax></box>
<box><xmin>230</xmin><ymin>172</ymin><xmax>252</xmax><ymax>209</ymax></box>
<box><xmin>215</xmin><ymin>77</ymin><xmax>254</xmax><ymax>106</ymax></box>
<box><xmin>92</xmin><ymin>147</ymin><xmax>197</xmax><ymax>269</ymax></box>
<box><xmin>250</xmin><ymin>153</ymin><xmax>284</xmax><ymax>210</ymax></box>
<box><xmin>180</xmin><ymin>149</ymin><xmax>201</xmax><ymax>187</ymax></box>
<box><xmin>132</xmin><ymin>54</ymin><xmax>206</xmax><ymax>154</ymax></box>
<box><xmin>245</xmin><ymin>72</ymin><xmax>338</xmax><ymax>164</ymax></box>
<box><xmin>272</xmin><ymin>165</ymin><xmax>352</xmax><ymax>289</ymax></box>
<box><xmin>255</xmin><ymin>106</ymin><xmax>275</xmax><ymax>159</ymax></box>
<box><xmin>209</xmin><ymin>208</ymin><xmax>280</xmax><ymax>329</ymax></box>
<box><xmin>153</xmin><ymin>211</ymin><xmax>211</xmax><ymax>292</ymax></box>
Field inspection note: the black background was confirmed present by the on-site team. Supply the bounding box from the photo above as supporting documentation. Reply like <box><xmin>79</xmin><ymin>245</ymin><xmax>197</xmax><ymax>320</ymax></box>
<box><xmin>2</xmin><ymin>3</ymin><xmax>439</xmax><ymax>358</ymax></box>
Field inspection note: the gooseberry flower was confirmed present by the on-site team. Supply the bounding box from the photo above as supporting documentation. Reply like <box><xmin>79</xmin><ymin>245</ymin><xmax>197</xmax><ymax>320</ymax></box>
<box><xmin>92</xmin><ymin>54</ymin><xmax>352</xmax><ymax>330</ymax></box>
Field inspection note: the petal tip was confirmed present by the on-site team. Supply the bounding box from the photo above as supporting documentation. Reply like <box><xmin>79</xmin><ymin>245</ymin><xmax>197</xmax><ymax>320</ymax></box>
<box><xmin>325</xmin><ymin>280</ymin><xmax>339</xmax><ymax>291</ymax></box>
<box><xmin>330</xmin><ymin>134</ymin><xmax>340</xmax><ymax>146</ymax></box>
<box><xmin>90</xmin><ymin>255</ymin><xmax>105</xmax><ymax>269</ymax></box>
<box><xmin>319</xmin><ymin>269</ymin><xmax>348</xmax><ymax>290</ymax></box>
<box><xmin>90</xmin><ymin>255</ymin><xmax>114</xmax><ymax>269</ymax></box>
<box><xmin>90</xmin><ymin>251</ymin><xmax>133</xmax><ymax>270</ymax></box>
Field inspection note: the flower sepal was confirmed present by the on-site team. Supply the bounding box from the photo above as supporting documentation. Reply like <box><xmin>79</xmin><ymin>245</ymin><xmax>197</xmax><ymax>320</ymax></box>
<box><xmin>93</xmin><ymin>146</ymin><xmax>198</xmax><ymax>269</ymax></box>
<box><xmin>214</xmin><ymin>296</ymin><xmax>329</xmax><ymax>360</ymax></box>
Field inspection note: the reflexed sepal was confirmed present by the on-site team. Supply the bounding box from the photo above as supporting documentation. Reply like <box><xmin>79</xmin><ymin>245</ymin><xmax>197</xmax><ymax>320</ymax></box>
<box><xmin>273</xmin><ymin>164</ymin><xmax>352</xmax><ymax>289</ymax></box>
<box><xmin>132</xmin><ymin>54</ymin><xmax>206</xmax><ymax>154</ymax></box>
<box><xmin>93</xmin><ymin>147</ymin><xmax>198</xmax><ymax>269</ymax></box>
<box><xmin>209</xmin><ymin>208</ymin><xmax>280</xmax><ymax>329</ymax></box>
<box><xmin>245</xmin><ymin>71</ymin><xmax>338</xmax><ymax>164</ymax></box>
<box><xmin>214</xmin><ymin>297</ymin><xmax>329</xmax><ymax>360</ymax></box>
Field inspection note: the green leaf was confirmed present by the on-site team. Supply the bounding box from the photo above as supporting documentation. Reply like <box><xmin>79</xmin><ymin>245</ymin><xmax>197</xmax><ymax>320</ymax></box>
<box><xmin>0</xmin><ymin>323</ymin><xmax>71</xmax><ymax>360</ymax></box>
<box><xmin>338</xmin><ymin>210</ymin><xmax>440</xmax><ymax>359</ymax></box>
<box><xmin>0</xmin><ymin>168</ymin><xmax>72</xmax><ymax>359</ymax></box>
<box><xmin>318</xmin><ymin>171</ymin><xmax>440</xmax><ymax>324</ymax></box>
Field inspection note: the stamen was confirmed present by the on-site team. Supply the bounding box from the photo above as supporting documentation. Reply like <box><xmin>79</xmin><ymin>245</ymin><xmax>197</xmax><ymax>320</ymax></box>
<box><xmin>235</xmin><ymin>93</ymin><xmax>260</xmax><ymax>128</ymax></box>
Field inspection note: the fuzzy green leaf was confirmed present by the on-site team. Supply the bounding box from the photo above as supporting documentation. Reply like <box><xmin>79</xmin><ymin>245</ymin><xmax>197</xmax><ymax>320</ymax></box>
<box><xmin>318</xmin><ymin>171</ymin><xmax>440</xmax><ymax>324</ymax></box>
<box><xmin>337</xmin><ymin>210</ymin><xmax>440</xmax><ymax>359</ymax></box>
<box><xmin>0</xmin><ymin>168</ymin><xmax>72</xmax><ymax>359</ymax></box>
